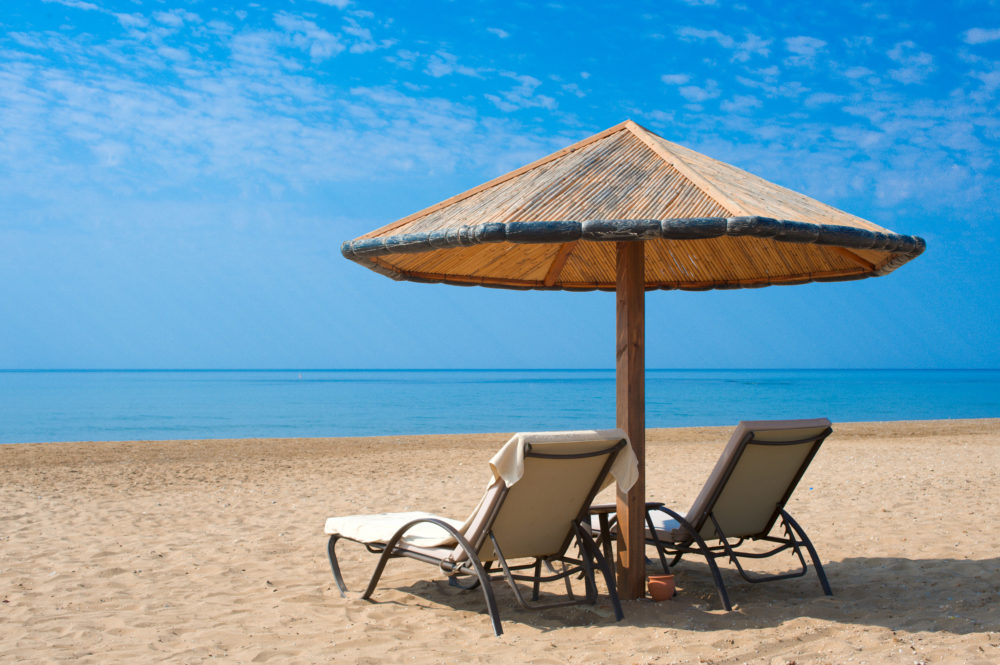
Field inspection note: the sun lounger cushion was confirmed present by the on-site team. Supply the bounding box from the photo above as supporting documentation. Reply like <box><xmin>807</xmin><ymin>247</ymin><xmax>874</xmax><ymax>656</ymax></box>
<box><xmin>324</xmin><ymin>511</ymin><xmax>465</xmax><ymax>548</ymax></box>
<box><xmin>588</xmin><ymin>514</ymin><xmax>682</xmax><ymax>540</ymax></box>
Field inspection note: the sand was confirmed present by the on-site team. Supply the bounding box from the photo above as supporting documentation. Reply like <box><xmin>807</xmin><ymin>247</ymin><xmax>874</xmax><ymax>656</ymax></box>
<box><xmin>1</xmin><ymin>418</ymin><xmax>998</xmax><ymax>664</ymax></box>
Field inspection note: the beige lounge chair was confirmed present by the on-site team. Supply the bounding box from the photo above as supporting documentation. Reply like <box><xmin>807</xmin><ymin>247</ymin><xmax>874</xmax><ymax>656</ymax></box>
<box><xmin>324</xmin><ymin>429</ymin><xmax>638</xmax><ymax>636</ymax></box>
<box><xmin>591</xmin><ymin>418</ymin><xmax>833</xmax><ymax>610</ymax></box>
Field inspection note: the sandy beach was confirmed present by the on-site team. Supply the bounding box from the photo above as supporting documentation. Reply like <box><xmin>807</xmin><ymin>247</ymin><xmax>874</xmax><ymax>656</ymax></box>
<box><xmin>2</xmin><ymin>418</ymin><xmax>998</xmax><ymax>664</ymax></box>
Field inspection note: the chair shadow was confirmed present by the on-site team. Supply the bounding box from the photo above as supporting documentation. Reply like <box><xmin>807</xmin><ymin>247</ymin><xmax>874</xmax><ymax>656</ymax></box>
<box><xmin>375</xmin><ymin>555</ymin><xmax>1000</xmax><ymax>635</ymax></box>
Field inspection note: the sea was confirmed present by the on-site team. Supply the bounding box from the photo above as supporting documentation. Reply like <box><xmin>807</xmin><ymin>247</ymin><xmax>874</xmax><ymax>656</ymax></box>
<box><xmin>1</xmin><ymin>369</ymin><xmax>998</xmax><ymax>444</ymax></box>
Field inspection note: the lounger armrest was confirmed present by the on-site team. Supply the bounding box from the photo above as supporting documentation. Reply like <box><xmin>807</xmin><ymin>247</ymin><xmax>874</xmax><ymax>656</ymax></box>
<box><xmin>382</xmin><ymin>517</ymin><xmax>483</xmax><ymax>568</ymax></box>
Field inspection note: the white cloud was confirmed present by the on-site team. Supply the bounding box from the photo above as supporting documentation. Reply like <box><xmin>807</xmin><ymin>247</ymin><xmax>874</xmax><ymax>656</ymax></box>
<box><xmin>677</xmin><ymin>27</ymin><xmax>734</xmax><ymax>49</ymax></box>
<box><xmin>485</xmin><ymin>73</ymin><xmax>556</xmax><ymax>112</ymax></box>
<box><xmin>734</xmin><ymin>34</ymin><xmax>771</xmax><ymax>62</ymax></box>
<box><xmin>0</xmin><ymin>30</ymin><xmax>566</xmax><ymax>215</ymax></box>
<box><xmin>424</xmin><ymin>51</ymin><xmax>483</xmax><ymax>78</ymax></box>
<box><xmin>487</xmin><ymin>27</ymin><xmax>510</xmax><ymax>39</ymax></box>
<box><xmin>310</xmin><ymin>0</ymin><xmax>350</xmax><ymax>8</ymax></box>
<box><xmin>679</xmin><ymin>0</ymin><xmax>717</xmax><ymax>4</ymax></box>
<box><xmin>661</xmin><ymin>73</ymin><xmax>690</xmax><ymax>85</ymax></box>
<box><xmin>719</xmin><ymin>94</ymin><xmax>761</xmax><ymax>113</ymax></box>
<box><xmin>804</xmin><ymin>91</ymin><xmax>843</xmax><ymax>106</ymax></box>
<box><xmin>678</xmin><ymin>80</ymin><xmax>719</xmax><ymax>102</ymax></box>
<box><xmin>273</xmin><ymin>13</ymin><xmax>345</xmax><ymax>61</ymax></box>
<box><xmin>843</xmin><ymin>66</ymin><xmax>874</xmax><ymax>79</ymax></box>
<box><xmin>115</xmin><ymin>13</ymin><xmax>149</xmax><ymax>29</ymax></box>
<box><xmin>963</xmin><ymin>27</ymin><xmax>1000</xmax><ymax>44</ymax></box>
<box><xmin>887</xmin><ymin>41</ymin><xmax>934</xmax><ymax>84</ymax></box>
<box><xmin>971</xmin><ymin>67</ymin><xmax>1000</xmax><ymax>95</ymax></box>
<box><xmin>343</xmin><ymin>18</ymin><xmax>384</xmax><ymax>54</ymax></box>
<box><xmin>676</xmin><ymin>27</ymin><xmax>770</xmax><ymax>62</ymax></box>
<box><xmin>784</xmin><ymin>36</ymin><xmax>826</xmax><ymax>67</ymax></box>
<box><xmin>785</xmin><ymin>36</ymin><xmax>826</xmax><ymax>56</ymax></box>
<box><xmin>42</xmin><ymin>0</ymin><xmax>100</xmax><ymax>11</ymax></box>
<box><xmin>157</xmin><ymin>45</ymin><xmax>190</xmax><ymax>62</ymax></box>
<box><xmin>152</xmin><ymin>10</ymin><xmax>200</xmax><ymax>27</ymax></box>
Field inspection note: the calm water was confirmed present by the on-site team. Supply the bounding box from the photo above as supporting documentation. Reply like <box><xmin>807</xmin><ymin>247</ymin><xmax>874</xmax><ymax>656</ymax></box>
<box><xmin>0</xmin><ymin>369</ymin><xmax>997</xmax><ymax>444</ymax></box>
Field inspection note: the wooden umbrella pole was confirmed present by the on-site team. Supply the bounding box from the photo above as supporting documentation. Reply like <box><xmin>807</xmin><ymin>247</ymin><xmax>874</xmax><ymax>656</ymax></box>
<box><xmin>615</xmin><ymin>240</ymin><xmax>646</xmax><ymax>600</ymax></box>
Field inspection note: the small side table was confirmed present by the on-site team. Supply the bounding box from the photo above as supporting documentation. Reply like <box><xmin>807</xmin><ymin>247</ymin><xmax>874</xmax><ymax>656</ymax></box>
<box><xmin>588</xmin><ymin>501</ymin><xmax>665</xmax><ymax>565</ymax></box>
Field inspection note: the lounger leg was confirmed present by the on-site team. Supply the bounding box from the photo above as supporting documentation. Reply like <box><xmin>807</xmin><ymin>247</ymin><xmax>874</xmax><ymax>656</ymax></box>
<box><xmin>652</xmin><ymin>507</ymin><xmax>732</xmax><ymax>611</ymax></box>
<box><xmin>472</xmin><ymin>560</ymin><xmax>504</xmax><ymax>637</ymax></box>
<box><xmin>360</xmin><ymin>518</ymin><xmax>505</xmax><ymax>636</ymax></box>
<box><xmin>696</xmin><ymin>535</ymin><xmax>731</xmax><ymax>611</ymax></box>
<box><xmin>532</xmin><ymin>559</ymin><xmax>542</xmax><ymax>601</ymax></box>
<box><xmin>781</xmin><ymin>510</ymin><xmax>833</xmax><ymax>596</ymax></box>
<box><xmin>327</xmin><ymin>536</ymin><xmax>347</xmax><ymax>597</ymax></box>
<box><xmin>574</xmin><ymin>541</ymin><xmax>597</xmax><ymax>604</ymax></box>
<box><xmin>576</xmin><ymin>523</ymin><xmax>624</xmax><ymax>621</ymax></box>
<box><xmin>360</xmin><ymin>544</ymin><xmax>394</xmax><ymax>601</ymax></box>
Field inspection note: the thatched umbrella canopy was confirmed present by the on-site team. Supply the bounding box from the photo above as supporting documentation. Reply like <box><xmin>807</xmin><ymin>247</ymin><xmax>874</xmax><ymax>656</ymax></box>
<box><xmin>342</xmin><ymin>120</ymin><xmax>925</xmax><ymax>599</ymax></box>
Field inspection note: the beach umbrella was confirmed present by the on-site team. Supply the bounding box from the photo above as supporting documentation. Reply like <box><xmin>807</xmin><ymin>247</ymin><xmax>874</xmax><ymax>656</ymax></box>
<box><xmin>341</xmin><ymin>120</ymin><xmax>925</xmax><ymax>599</ymax></box>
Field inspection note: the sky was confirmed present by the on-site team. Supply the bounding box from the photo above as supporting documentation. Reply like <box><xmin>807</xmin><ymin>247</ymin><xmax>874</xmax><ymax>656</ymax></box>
<box><xmin>1</xmin><ymin>0</ymin><xmax>998</xmax><ymax>369</ymax></box>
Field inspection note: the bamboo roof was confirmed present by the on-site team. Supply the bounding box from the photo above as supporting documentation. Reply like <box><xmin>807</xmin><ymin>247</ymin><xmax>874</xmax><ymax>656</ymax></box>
<box><xmin>342</xmin><ymin>120</ymin><xmax>925</xmax><ymax>291</ymax></box>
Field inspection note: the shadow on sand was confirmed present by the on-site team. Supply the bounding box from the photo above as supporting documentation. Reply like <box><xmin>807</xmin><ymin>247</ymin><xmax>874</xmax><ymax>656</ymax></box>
<box><xmin>366</xmin><ymin>555</ymin><xmax>1000</xmax><ymax>635</ymax></box>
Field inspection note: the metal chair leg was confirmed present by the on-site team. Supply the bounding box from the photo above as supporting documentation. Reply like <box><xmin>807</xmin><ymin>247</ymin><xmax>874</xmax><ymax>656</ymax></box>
<box><xmin>576</xmin><ymin>523</ymin><xmax>624</xmax><ymax>621</ymax></box>
<box><xmin>781</xmin><ymin>510</ymin><xmax>833</xmax><ymax>596</ymax></box>
<box><xmin>652</xmin><ymin>506</ymin><xmax>732</xmax><ymax>611</ymax></box>
<box><xmin>361</xmin><ymin>518</ymin><xmax>505</xmax><ymax>636</ymax></box>
<box><xmin>327</xmin><ymin>536</ymin><xmax>347</xmax><ymax>597</ymax></box>
<box><xmin>531</xmin><ymin>559</ymin><xmax>542</xmax><ymax>601</ymax></box>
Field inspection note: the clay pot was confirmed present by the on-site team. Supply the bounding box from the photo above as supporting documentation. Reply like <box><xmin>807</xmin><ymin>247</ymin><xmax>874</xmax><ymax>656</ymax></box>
<box><xmin>647</xmin><ymin>574</ymin><xmax>675</xmax><ymax>601</ymax></box>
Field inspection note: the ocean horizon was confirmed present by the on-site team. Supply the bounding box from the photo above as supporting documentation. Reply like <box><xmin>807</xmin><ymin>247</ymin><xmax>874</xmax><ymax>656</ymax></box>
<box><xmin>1</xmin><ymin>368</ymin><xmax>998</xmax><ymax>445</ymax></box>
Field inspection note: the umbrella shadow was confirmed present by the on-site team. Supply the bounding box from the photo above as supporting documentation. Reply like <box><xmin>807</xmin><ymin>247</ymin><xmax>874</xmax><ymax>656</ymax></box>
<box><xmin>381</xmin><ymin>555</ymin><xmax>999</xmax><ymax>635</ymax></box>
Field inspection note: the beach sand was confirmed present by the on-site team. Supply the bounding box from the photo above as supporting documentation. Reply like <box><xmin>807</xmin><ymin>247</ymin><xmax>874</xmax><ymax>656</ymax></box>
<box><xmin>2</xmin><ymin>419</ymin><xmax>998</xmax><ymax>664</ymax></box>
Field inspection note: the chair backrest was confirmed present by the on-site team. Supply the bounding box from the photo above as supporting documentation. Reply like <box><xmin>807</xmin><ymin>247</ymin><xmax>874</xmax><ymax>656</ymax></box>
<box><xmin>451</xmin><ymin>434</ymin><xmax>627</xmax><ymax>563</ymax></box>
<box><xmin>685</xmin><ymin>419</ymin><xmax>832</xmax><ymax>540</ymax></box>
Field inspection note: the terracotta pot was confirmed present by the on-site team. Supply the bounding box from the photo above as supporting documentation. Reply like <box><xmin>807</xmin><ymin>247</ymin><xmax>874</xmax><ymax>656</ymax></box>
<box><xmin>647</xmin><ymin>574</ymin><xmax>675</xmax><ymax>601</ymax></box>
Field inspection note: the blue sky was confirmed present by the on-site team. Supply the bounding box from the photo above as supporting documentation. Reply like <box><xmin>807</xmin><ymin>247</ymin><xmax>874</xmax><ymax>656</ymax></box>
<box><xmin>1</xmin><ymin>0</ymin><xmax>998</xmax><ymax>369</ymax></box>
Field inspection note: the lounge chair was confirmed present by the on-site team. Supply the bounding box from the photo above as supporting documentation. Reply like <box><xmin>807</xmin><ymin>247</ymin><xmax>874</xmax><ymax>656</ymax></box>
<box><xmin>591</xmin><ymin>418</ymin><xmax>833</xmax><ymax>610</ymax></box>
<box><xmin>324</xmin><ymin>429</ymin><xmax>638</xmax><ymax>636</ymax></box>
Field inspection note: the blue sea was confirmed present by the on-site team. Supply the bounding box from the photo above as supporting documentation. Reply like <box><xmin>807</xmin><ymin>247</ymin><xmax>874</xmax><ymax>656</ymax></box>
<box><xmin>0</xmin><ymin>369</ymin><xmax>997</xmax><ymax>444</ymax></box>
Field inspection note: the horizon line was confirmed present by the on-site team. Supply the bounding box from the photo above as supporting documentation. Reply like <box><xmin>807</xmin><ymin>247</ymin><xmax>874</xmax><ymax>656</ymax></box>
<box><xmin>1</xmin><ymin>368</ymin><xmax>996</xmax><ymax>373</ymax></box>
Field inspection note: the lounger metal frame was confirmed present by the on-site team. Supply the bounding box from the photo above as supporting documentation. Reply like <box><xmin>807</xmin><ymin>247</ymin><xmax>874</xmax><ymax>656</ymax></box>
<box><xmin>592</xmin><ymin>425</ymin><xmax>833</xmax><ymax>610</ymax></box>
<box><xmin>643</xmin><ymin>427</ymin><xmax>833</xmax><ymax>610</ymax></box>
<box><xmin>327</xmin><ymin>439</ymin><xmax>626</xmax><ymax>636</ymax></box>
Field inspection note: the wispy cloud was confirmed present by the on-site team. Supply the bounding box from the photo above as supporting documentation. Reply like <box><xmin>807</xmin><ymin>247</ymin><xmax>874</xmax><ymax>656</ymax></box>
<box><xmin>843</xmin><ymin>66</ymin><xmax>874</xmax><ymax>79</ymax></box>
<box><xmin>661</xmin><ymin>73</ymin><xmax>690</xmax><ymax>85</ymax></box>
<box><xmin>677</xmin><ymin>27</ymin><xmax>770</xmax><ymax>62</ymax></box>
<box><xmin>0</xmin><ymin>6</ymin><xmax>566</xmax><ymax>217</ymax></box>
<box><xmin>678</xmin><ymin>79</ymin><xmax>720</xmax><ymax>102</ymax></box>
<box><xmin>485</xmin><ymin>73</ymin><xmax>557</xmax><ymax>111</ymax></box>
<box><xmin>804</xmin><ymin>91</ymin><xmax>843</xmax><ymax>106</ymax></box>
<box><xmin>424</xmin><ymin>51</ymin><xmax>485</xmax><ymax>77</ymax></box>
<box><xmin>719</xmin><ymin>94</ymin><xmax>761</xmax><ymax>113</ymax></box>
<box><xmin>887</xmin><ymin>41</ymin><xmax>934</xmax><ymax>84</ymax></box>
<box><xmin>677</xmin><ymin>26</ymin><xmax>734</xmax><ymax>49</ymax></box>
<box><xmin>153</xmin><ymin>10</ymin><xmax>200</xmax><ymax>27</ymax></box>
<box><xmin>274</xmin><ymin>13</ymin><xmax>345</xmax><ymax>60</ymax></box>
<box><xmin>41</xmin><ymin>0</ymin><xmax>100</xmax><ymax>10</ymax></box>
<box><xmin>784</xmin><ymin>36</ymin><xmax>826</xmax><ymax>67</ymax></box>
<box><xmin>487</xmin><ymin>27</ymin><xmax>510</xmax><ymax>39</ymax></box>
<box><xmin>963</xmin><ymin>27</ymin><xmax>1000</xmax><ymax>44</ymax></box>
